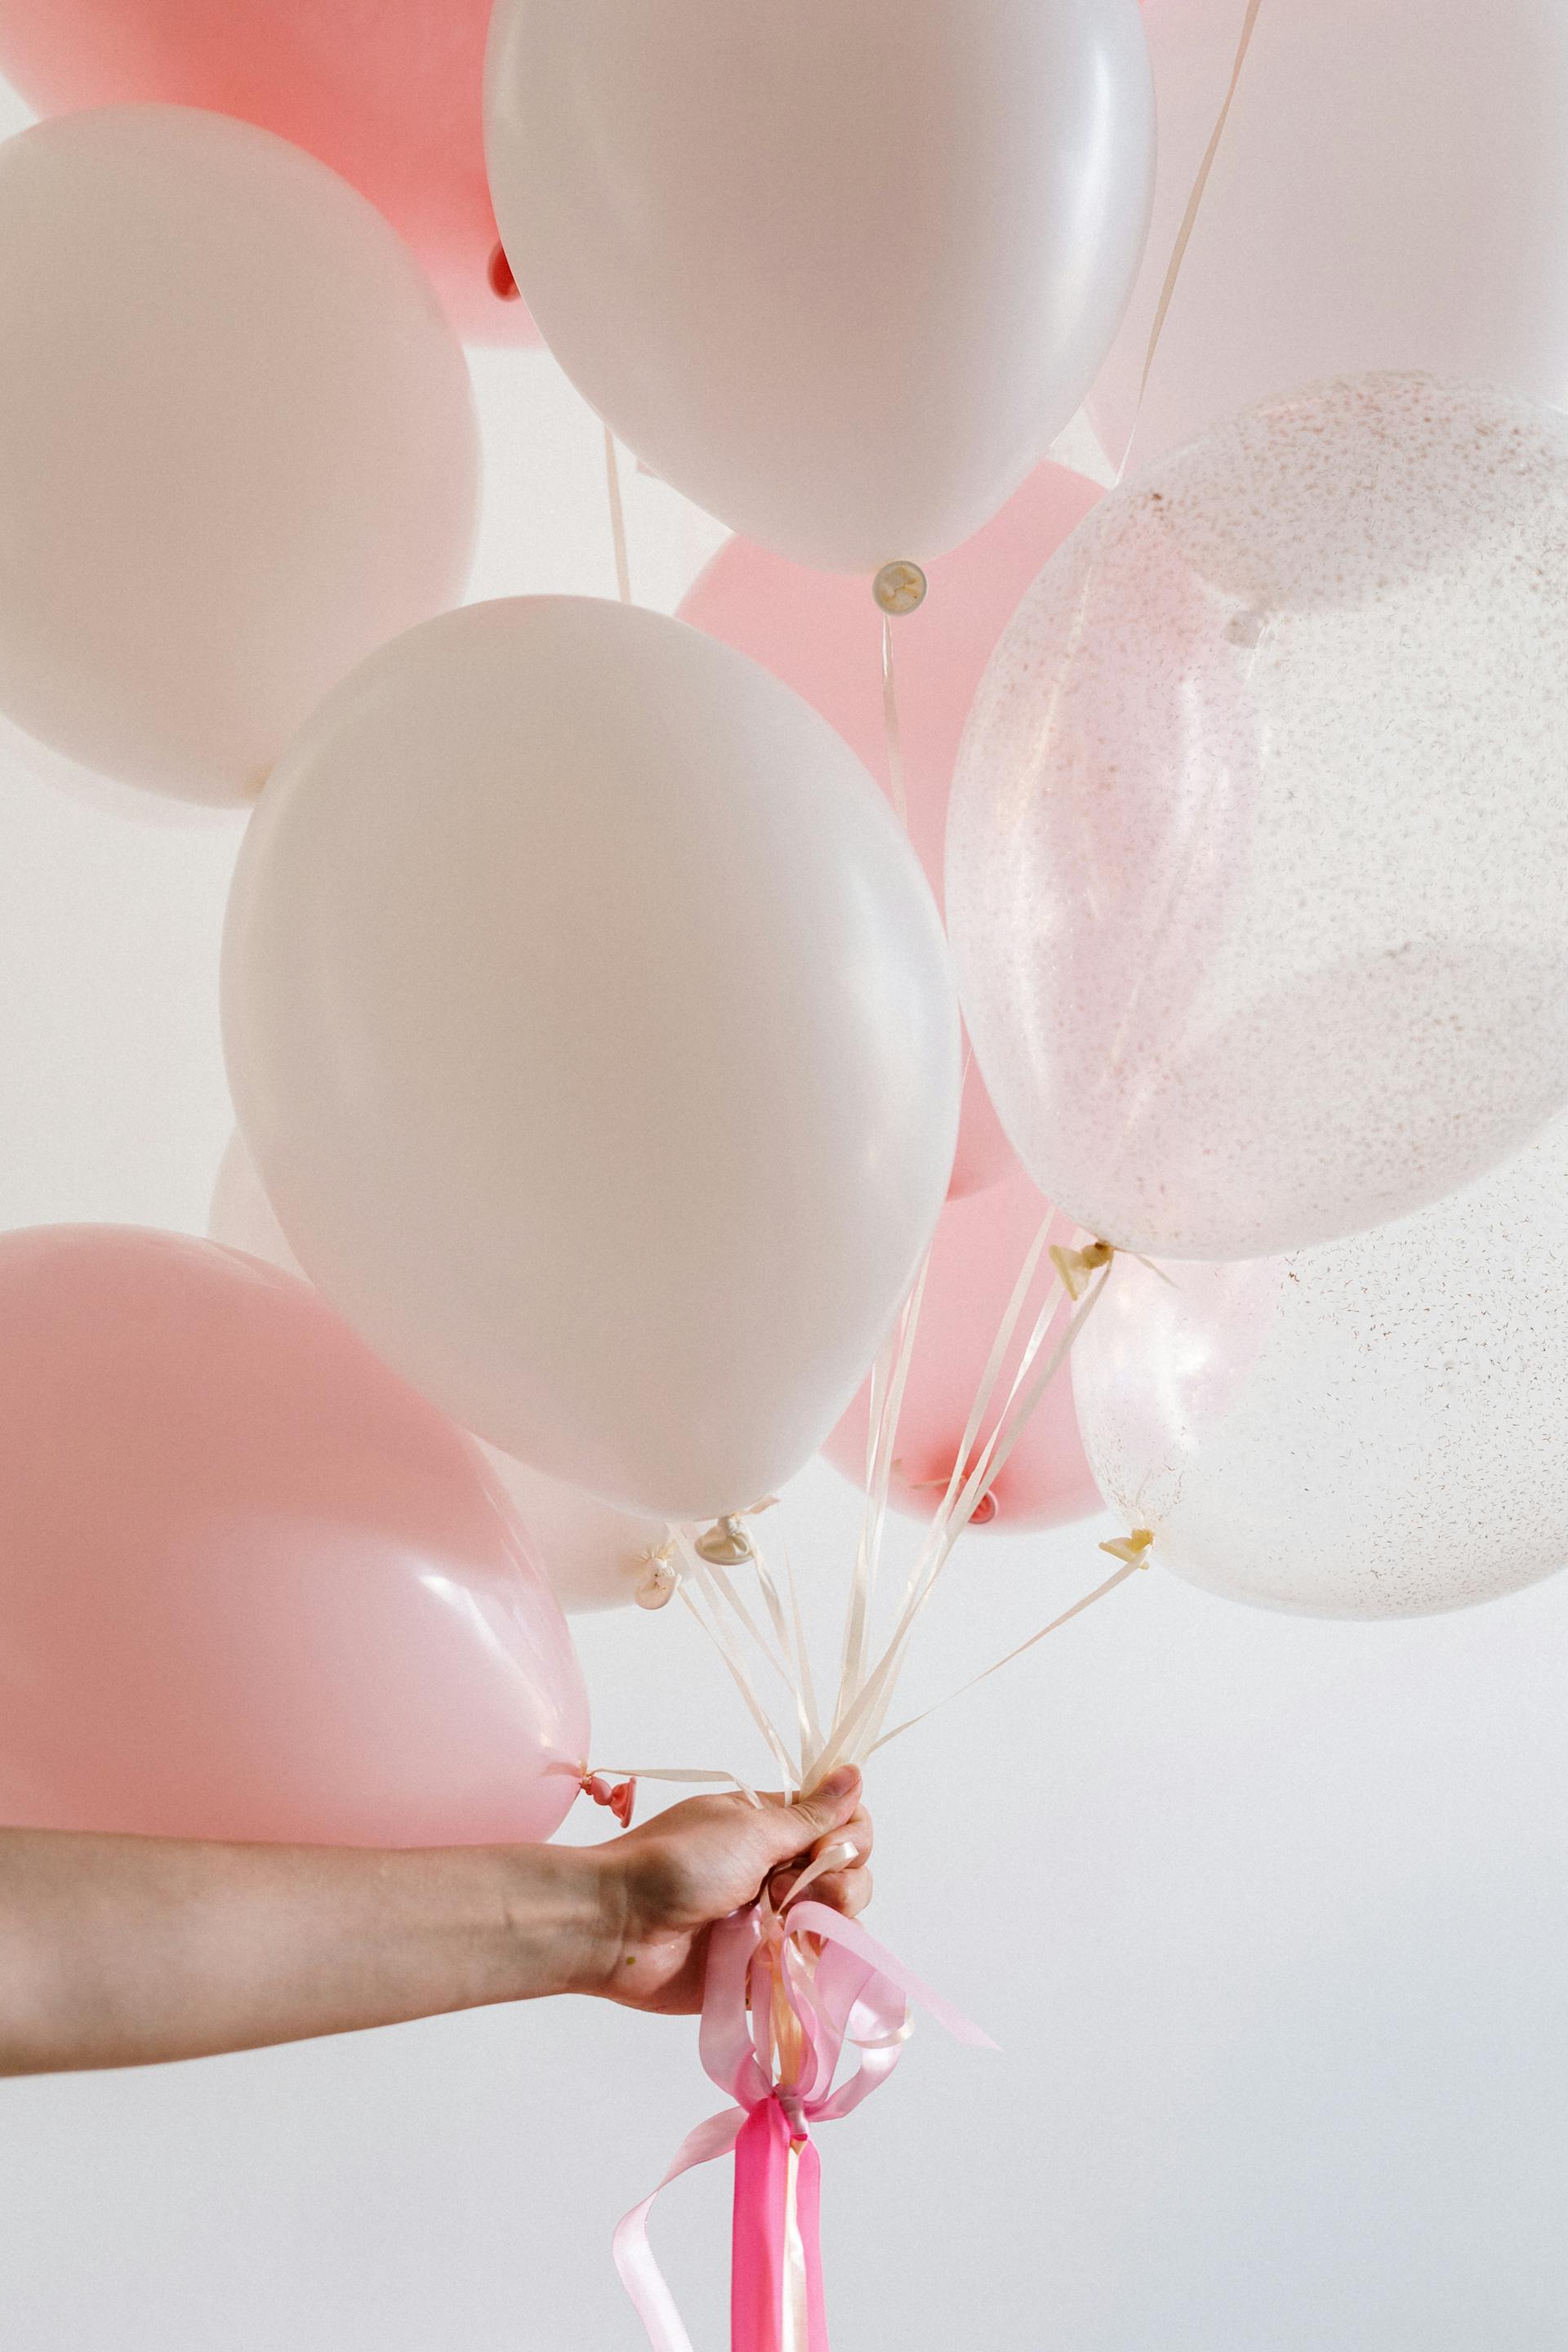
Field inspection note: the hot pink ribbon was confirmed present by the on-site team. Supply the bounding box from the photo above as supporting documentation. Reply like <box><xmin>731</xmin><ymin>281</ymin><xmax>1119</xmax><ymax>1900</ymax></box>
<box><xmin>613</xmin><ymin>1893</ymin><xmax>994</xmax><ymax>2352</ymax></box>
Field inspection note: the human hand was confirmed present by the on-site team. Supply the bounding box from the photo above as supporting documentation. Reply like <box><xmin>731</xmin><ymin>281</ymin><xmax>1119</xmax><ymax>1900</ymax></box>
<box><xmin>578</xmin><ymin>1767</ymin><xmax>872</xmax><ymax>2015</ymax></box>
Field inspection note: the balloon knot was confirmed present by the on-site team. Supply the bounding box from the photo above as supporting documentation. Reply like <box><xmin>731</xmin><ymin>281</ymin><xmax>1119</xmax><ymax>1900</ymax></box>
<box><xmin>693</xmin><ymin>1499</ymin><xmax>778</xmax><ymax>1566</ymax></box>
<box><xmin>488</xmin><ymin>241</ymin><xmax>521</xmax><ymax>301</ymax></box>
<box><xmin>1098</xmin><ymin>1528</ymin><xmax>1155</xmax><ymax>1569</ymax></box>
<box><xmin>582</xmin><ymin>1771</ymin><xmax>638</xmax><ymax>1829</ymax></box>
<box><xmin>636</xmin><ymin>1543</ymin><xmax>679</xmax><ymax>1610</ymax></box>
<box><xmin>1049</xmin><ymin>1237</ymin><xmax>1116</xmax><ymax>1300</ymax></box>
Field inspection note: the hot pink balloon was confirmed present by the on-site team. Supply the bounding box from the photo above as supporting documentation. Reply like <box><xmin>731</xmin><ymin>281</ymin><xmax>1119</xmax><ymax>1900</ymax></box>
<box><xmin>678</xmin><ymin>461</ymin><xmax>1102</xmax><ymax>1196</ymax></box>
<box><xmin>822</xmin><ymin>1172</ymin><xmax>1100</xmax><ymax>1534</ymax></box>
<box><xmin>0</xmin><ymin>0</ymin><xmax>535</xmax><ymax>345</ymax></box>
<box><xmin>0</xmin><ymin>1226</ymin><xmax>588</xmax><ymax>1844</ymax></box>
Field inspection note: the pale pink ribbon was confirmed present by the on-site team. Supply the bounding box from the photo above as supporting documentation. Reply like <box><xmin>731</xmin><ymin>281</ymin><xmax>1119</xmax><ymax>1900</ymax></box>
<box><xmin>613</xmin><ymin>1882</ymin><xmax>994</xmax><ymax>2352</ymax></box>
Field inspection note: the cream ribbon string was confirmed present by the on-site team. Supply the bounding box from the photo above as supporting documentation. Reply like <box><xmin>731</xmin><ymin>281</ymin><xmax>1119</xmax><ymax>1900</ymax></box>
<box><xmin>880</xmin><ymin>611</ymin><xmax>909</xmax><ymax>826</ymax></box>
<box><xmin>604</xmin><ymin>422</ymin><xmax>633</xmax><ymax>602</ymax></box>
<box><xmin>1119</xmin><ymin>0</ymin><xmax>1266</xmax><ymax>480</ymax></box>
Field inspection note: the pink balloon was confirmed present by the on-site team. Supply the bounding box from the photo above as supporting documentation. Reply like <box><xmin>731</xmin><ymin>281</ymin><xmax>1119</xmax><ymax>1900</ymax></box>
<box><xmin>0</xmin><ymin>1226</ymin><xmax>588</xmax><ymax>1844</ymax></box>
<box><xmin>678</xmin><ymin>461</ymin><xmax>1102</xmax><ymax>1196</ymax></box>
<box><xmin>821</xmin><ymin>1173</ymin><xmax>1101</xmax><ymax>1535</ymax></box>
<box><xmin>0</xmin><ymin>0</ymin><xmax>536</xmax><ymax>345</ymax></box>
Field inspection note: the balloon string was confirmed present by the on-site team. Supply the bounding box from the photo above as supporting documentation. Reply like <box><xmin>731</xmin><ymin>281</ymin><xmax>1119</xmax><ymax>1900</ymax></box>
<box><xmin>880</xmin><ymin>614</ymin><xmax>908</xmax><ymax>826</ymax></box>
<box><xmin>604</xmin><ymin>424</ymin><xmax>633</xmax><ymax>603</ymax></box>
<box><xmin>868</xmin><ymin>1552</ymin><xmax>1147</xmax><ymax>1757</ymax></box>
<box><xmin>1119</xmin><ymin>0</ymin><xmax>1265</xmax><ymax>480</ymax></box>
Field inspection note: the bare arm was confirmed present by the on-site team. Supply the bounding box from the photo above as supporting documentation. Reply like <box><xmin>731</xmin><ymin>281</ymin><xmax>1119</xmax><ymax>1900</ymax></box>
<box><xmin>0</xmin><ymin>1769</ymin><xmax>869</xmax><ymax>2075</ymax></box>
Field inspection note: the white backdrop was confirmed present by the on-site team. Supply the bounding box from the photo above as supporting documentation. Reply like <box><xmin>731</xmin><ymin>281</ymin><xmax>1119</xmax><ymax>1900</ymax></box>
<box><xmin>1</xmin><ymin>71</ymin><xmax>1566</xmax><ymax>2352</ymax></box>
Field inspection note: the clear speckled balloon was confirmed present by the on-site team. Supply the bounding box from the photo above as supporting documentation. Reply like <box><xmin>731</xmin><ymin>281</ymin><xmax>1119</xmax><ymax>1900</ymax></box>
<box><xmin>1071</xmin><ymin>1112</ymin><xmax>1568</xmax><ymax>1618</ymax></box>
<box><xmin>947</xmin><ymin>372</ymin><xmax>1568</xmax><ymax>1258</ymax></box>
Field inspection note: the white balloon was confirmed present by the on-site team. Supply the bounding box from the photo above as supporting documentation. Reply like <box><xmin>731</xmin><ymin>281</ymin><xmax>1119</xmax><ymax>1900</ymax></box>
<box><xmin>208</xmin><ymin>1132</ymin><xmax>668</xmax><ymax>1615</ymax></box>
<box><xmin>1089</xmin><ymin>0</ymin><xmax>1568</xmax><ymax>468</ymax></box>
<box><xmin>484</xmin><ymin>0</ymin><xmax>1152</xmax><ymax>572</ymax></box>
<box><xmin>1071</xmin><ymin>1114</ymin><xmax>1568</xmax><ymax>1619</ymax></box>
<box><xmin>947</xmin><ymin>372</ymin><xmax>1568</xmax><ymax>1261</ymax></box>
<box><xmin>0</xmin><ymin>106</ymin><xmax>479</xmax><ymax>807</ymax></box>
<box><xmin>482</xmin><ymin>1454</ymin><xmax>674</xmax><ymax>1616</ymax></box>
<box><xmin>223</xmin><ymin>596</ymin><xmax>960</xmax><ymax>1522</ymax></box>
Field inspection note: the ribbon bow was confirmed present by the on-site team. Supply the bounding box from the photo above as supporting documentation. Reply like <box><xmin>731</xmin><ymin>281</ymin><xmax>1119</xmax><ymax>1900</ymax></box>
<box><xmin>614</xmin><ymin>1866</ymin><xmax>992</xmax><ymax>2352</ymax></box>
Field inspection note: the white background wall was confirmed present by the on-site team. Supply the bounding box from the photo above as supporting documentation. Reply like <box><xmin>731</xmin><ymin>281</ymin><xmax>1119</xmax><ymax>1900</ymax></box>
<box><xmin>0</xmin><ymin>70</ymin><xmax>1566</xmax><ymax>2352</ymax></box>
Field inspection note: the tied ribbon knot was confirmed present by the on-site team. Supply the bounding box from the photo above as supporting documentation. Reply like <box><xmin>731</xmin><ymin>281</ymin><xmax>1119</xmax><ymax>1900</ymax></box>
<box><xmin>1098</xmin><ymin>1527</ymin><xmax>1155</xmax><ymax>1570</ymax></box>
<box><xmin>613</xmin><ymin>1857</ymin><xmax>992</xmax><ymax>2352</ymax></box>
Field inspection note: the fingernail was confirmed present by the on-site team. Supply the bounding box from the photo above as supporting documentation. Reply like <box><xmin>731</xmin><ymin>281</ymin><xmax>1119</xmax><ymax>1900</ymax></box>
<box><xmin>821</xmin><ymin>1766</ymin><xmax>859</xmax><ymax>1801</ymax></box>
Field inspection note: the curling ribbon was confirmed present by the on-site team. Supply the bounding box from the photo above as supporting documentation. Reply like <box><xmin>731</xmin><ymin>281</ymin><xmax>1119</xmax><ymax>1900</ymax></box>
<box><xmin>613</xmin><ymin>1878</ymin><xmax>993</xmax><ymax>2352</ymax></box>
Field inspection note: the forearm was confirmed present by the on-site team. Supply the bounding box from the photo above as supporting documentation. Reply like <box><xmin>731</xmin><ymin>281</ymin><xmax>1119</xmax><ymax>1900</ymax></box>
<box><xmin>0</xmin><ymin>1829</ymin><xmax>609</xmax><ymax>2075</ymax></box>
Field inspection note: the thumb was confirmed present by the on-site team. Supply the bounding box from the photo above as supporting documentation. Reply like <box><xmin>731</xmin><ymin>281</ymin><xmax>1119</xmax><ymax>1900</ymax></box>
<box><xmin>759</xmin><ymin>1767</ymin><xmax>862</xmax><ymax>1865</ymax></box>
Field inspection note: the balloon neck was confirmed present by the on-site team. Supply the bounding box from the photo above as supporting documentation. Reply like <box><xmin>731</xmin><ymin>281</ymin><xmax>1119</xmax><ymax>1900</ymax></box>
<box><xmin>1098</xmin><ymin>1528</ymin><xmax>1155</xmax><ymax>1569</ymax></box>
<box><xmin>693</xmin><ymin>1499</ymin><xmax>779</xmax><ymax>1567</ymax></box>
<box><xmin>693</xmin><ymin>1514</ymin><xmax>755</xmax><ymax>1566</ymax></box>
<box><xmin>635</xmin><ymin>1544</ymin><xmax>679</xmax><ymax>1610</ymax></box>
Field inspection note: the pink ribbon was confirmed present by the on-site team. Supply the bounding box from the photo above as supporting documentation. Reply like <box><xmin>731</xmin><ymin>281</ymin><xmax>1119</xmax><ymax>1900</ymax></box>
<box><xmin>613</xmin><ymin>1891</ymin><xmax>993</xmax><ymax>2352</ymax></box>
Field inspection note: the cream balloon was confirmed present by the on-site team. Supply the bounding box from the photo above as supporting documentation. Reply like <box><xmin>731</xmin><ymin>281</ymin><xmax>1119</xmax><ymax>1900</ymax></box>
<box><xmin>484</xmin><ymin>0</ymin><xmax>1152</xmax><ymax>571</ymax></box>
<box><xmin>0</xmin><ymin>106</ymin><xmax>479</xmax><ymax>806</ymax></box>
<box><xmin>223</xmin><ymin>596</ymin><xmax>960</xmax><ymax>1522</ymax></box>
<box><xmin>1071</xmin><ymin>1114</ymin><xmax>1568</xmax><ymax>1619</ymax></box>
<box><xmin>947</xmin><ymin>372</ymin><xmax>1568</xmax><ymax>1261</ymax></box>
<box><xmin>1089</xmin><ymin>0</ymin><xmax>1568</xmax><ymax>469</ymax></box>
<box><xmin>482</xmin><ymin>1454</ymin><xmax>675</xmax><ymax>1616</ymax></box>
<box><xmin>207</xmin><ymin>1132</ymin><xmax>674</xmax><ymax>1615</ymax></box>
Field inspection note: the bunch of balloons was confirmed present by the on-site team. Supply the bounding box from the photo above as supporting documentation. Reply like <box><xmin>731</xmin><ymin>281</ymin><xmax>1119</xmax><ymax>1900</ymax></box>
<box><xmin>3</xmin><ymin>0</ymin><xmax>1568</xmax><ymax>1868</ymax></box>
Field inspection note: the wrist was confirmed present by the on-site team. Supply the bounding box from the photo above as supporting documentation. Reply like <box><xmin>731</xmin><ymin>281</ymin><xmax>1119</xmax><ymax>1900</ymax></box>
<box><xmin>500</xmin><ymin>1842</ymin><xmax>622</xmax><ymax>2001</ymax></box>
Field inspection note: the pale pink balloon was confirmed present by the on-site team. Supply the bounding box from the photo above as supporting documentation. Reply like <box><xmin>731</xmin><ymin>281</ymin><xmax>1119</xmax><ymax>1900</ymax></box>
<box><xmin>0</xmin><ymin>1226</ymin><xmax>589</xmax><ymax>1844</ymax></box>
<box><xmin>822</xmin><ymin>1173</ymin><xmax>1101</xmax><ymax>1534</ymax></box>
<box><xmin>0</xmin><ymin>0</ymin><xmax>536</xmax><ymax>345</ymax></box>
<box><xmin>678</xmin><ymin>462</ymin><xmax>1102</xmax><ymax>1196</ymax></box>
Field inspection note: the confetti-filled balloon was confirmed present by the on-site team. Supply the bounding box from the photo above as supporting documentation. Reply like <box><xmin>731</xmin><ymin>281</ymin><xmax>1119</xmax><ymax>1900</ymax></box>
<box><xmin>947</xmin><ymin>372</ymin><xmax>1568</xmax><ymax>1260</ymax></box>
<box><xmin>1072</xmin><ymin>1114</ymin><xmax>1568</xmax><ymax>1619</ymax></box>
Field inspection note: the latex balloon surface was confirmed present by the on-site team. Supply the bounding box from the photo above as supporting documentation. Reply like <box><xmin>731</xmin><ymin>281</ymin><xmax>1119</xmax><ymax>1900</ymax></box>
<box><xmin>223</xmin><ymin>596</ymin><xmax>960</xmax><ymax>1523</ymax></box>
<box><xmin>1072</xmin><ymin>1116</ymin><xmax>1568</xmax><ymax>1619</ymax></box>
<box><xmin>485</xmin><ymin>0</ymin><xmax>1152</xmax><ymax>568</ymax></box>
<box><xmin>208</xmin><ymin>1133</ymin><xmax>672</xmax><ymax>1615</ymax></box>
<box><xmin>1089</xmin><ymin>0</ymin><xmax>1568</xmax><ymax>468</ymax></box>
<box><xmin>679</xmin><ymin>463</ymin><xmax>1102</xmax><ymax>1196</ymax></box>
<box><xmin>822</xmin><ymin>1172</ymin><xmax>1099</xmax><ymax>1535</ymax></box>
<box><xmin>0</xmin><ymin>107</ymin><xmax>478</xmax><ymax>808</ymax></box>
<box><xmin>947</xmin><ymin>372</ymin><xmax>1568</xmax><ymax>1261</ymax></box>
<box><xmin>0</xmin><ymin>0</ymin><xmax>533</xmax><ymax>343</ymax></box>
<box><xmin>0</xmin><ymin>1227</ymin><xmax>588</xmax><ymax>1842</ymax></box>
